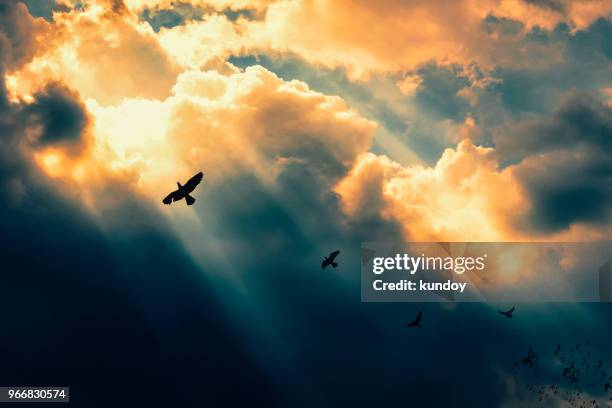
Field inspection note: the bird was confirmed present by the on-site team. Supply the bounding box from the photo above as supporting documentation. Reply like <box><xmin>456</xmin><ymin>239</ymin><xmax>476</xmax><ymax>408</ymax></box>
<box><xmin>163</xmin><ymin>172</ymin><xmax>203</xmax><ymax>206</ymax></box>
<box><xmin>321</xmin><ymin>250</ymin><xmax>340</xmax><ymax>269</ymax></box>
<box><xmin>522</xmin><ymin>348</ymin><xmax>537</xmax><ymax>367</ymax></box>
<box><xmin>498</xmin><ymin>307</ymin><xmax>515</xmax><ymax>318</ymax></box>
<box><xmin>405</xmin><ymin>310</ymin><xmax>423</xmax><ymax>328</ymax></box>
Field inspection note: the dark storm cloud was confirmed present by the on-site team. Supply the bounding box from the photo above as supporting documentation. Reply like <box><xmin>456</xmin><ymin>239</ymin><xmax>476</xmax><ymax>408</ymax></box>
<box><xmin>22</xmin><ymin>82</ymin><xmax>89</xmax><ymax>151</ymax></box>
<box><xmin>517</xmin><ymin>150</ymin><xmax>612</xmax><ymax>232</ymax></box>
<box><xmin>504</xmin><ymin>94</ymin><xmax>612</xmax><ymax>232</ymax></box>
<box><xmin>493</xmin><ymin>18</ymin><xmax>612</xmax><ymax>116</ymax></box>
<box><xmin>0</xmin><ymin>3</ymin><xmax>89</xmax><ymax>156</ymax></box>
<box><xmin>497</xmin><ymin>93</ymin><xmax>612</xmax><ymax>163</ymax></box>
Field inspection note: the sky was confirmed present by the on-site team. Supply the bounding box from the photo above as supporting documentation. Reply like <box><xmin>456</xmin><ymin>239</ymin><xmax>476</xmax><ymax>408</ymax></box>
<box><xmin>0</xmin><ymin>0</ymin><xmax>611</xmax><ymax>406</ymax></box>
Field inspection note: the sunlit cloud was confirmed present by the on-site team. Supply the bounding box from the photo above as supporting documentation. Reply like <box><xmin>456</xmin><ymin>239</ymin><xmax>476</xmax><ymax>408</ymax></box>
<box><xmin>336</xmin><ymin>138</ymin><xmax>611</xmax><ymax>241</ymax></box>
<box><xmin>144</xmin><ymin>0</ymin><xmax>612</xmax><ymax>78</ymax></box>
<box><xmin>86</xmin><ymin>66</ymin><xmax>375</xmax><ymax>205</ymax></box>
<box><xmin>7</xmin><ymin>0</ymin><xmax>611</xmax><ymax>243</ymax></box>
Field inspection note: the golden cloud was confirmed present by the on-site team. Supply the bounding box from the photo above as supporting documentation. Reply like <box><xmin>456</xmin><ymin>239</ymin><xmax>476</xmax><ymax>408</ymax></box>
<box><xmin>17</xmin><ymin>0</ymin><xmax>611</xmax><ymax>89</ymax></box>
<box><xmin>335</xmin><ymin>138</ymin><xmax>610</xmax><ymax>241</ymax></box>
<box><xmin>335</xmin><ymin>140</ymin><xmax>527</xmax><ymax>241</ymax></box>
<box><xmin>148</xmin><ymin>0</ymin><xmax>612</xmax><ymax>78</ymax></box>
<box><xmin>9</xmin><ymin>0</ymin><xmax>609</xmax><ymax>242</ymax></box>
<box><xmin>86</xmin><ymin>66</ymin><xmax>375</xmax><ymax>203</ymax></box>
<box><xmin>10</xmin><ymin>2</ymin><xmax>180</xmax><ymax>105</ymax></box>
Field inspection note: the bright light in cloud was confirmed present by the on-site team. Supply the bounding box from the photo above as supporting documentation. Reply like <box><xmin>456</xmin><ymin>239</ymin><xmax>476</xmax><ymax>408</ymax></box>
<box><xmin>85</xmin><ymin>66</ymin><xmax>375</xmax><ymax>205</ymax></box>
<box><xmin>8</xmin><ymin>0</ymin><xmax>612</xmax><ymax>242</ymax></box>
<box><xmin>335</xmin><ymin>140</ymin><xmax>530</xmax><ymax>241</ymax></box>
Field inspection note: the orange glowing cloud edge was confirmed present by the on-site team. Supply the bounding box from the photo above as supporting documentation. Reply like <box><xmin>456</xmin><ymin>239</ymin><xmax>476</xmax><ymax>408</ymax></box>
<box><xmin>11</xmin><ymin>0</ymin><xmax>612</xmax><ymax>242</ymax></box>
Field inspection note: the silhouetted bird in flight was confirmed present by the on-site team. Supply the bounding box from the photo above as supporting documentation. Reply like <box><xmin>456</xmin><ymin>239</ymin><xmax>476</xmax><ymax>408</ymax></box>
<box><xmin>321</xmin><ymin>250</ymin><xmax>340</xmax><ymax>269</ymax></box>
<box><xmin>498</xmin><ymin>307</ymin><xmax>515</xmax><ymax>318</ymax></box>
<box><xmin>522</xmin><ymin>348</ymin><xmax>537</xmax><ymax>367</ymax></box>
<box><xmin>405</xmin><ymin>310</ymin><xmax>422</xmax><ymax>328</ymax></box>
<box><xmin>163</xmin><ymin>172</ymin><xmax>203</xmax><ymax>206</ymax></box>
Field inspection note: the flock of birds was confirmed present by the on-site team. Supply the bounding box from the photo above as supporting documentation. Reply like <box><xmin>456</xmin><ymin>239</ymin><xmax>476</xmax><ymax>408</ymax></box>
<box><xmin>164</xmin><ymin>173</ymin><xmax>611</xmax><ymax>405</ymax></box>
<box><xmin>329</xmin><ymin>250</ymin><xmax>612</xmax><ymax>407</ymax></box>
<box><xmin>403</xmin><ymin>304</ymin><xmax>612</xmax><ymax>405</ymax></box>
<box><xmin>515</xmin><ymin>342</ymin><xmax>612</xmax><ymax>406</ymax></box>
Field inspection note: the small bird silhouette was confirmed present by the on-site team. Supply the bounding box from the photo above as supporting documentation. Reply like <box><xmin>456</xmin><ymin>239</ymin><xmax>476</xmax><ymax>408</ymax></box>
<box><xmin>321</xmin><ymin>250</ymin><xmax>340</xmax><ymax>269</ymax></box>
<box><xmin>522</xmin><ymin>348</ymin><xmax>537</xmax><ymax>367</ymax></box>
<box><xmin>405</xmin><ymin>310</ymin><xmax>423</xmax><ymax>328</ymax></box>
<box><xmin>498</xmin><ymin>307</ymin><xmax>515</xmax><ymax>318</ymax></box>
<box><xmin>163</xmin><ymin>172</ymin><xmax>203</xmax><ymax>205</ymax></box>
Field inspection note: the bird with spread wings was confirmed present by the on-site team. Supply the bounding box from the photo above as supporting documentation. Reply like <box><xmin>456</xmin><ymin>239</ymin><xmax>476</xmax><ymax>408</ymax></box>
<box><xmin>163</xmin><ymin>172</ymin><xmax>203</xmax><ymax>206</ymax></box>
<box><xmin>498</xmin><ymin>307</ymin><xmax>515</xmax><ymax>318</ymax></box>
<box><xmin>321</xmin><ymin>250</ymin><xmax>340</xmax><ymax>269</ymax></box>
<box><xmin>405</xmin><ymin>310</ymin><xmax>423</xmax><ymax>328</ymax></box>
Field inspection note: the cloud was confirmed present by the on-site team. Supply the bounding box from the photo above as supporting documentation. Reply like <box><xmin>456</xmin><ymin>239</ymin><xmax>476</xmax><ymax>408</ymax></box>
<box><xmin>414</xmin><ymin>63</ymin><xmax>472</xmax><ymax>122</ymax></box>
<box><xmin>516</xmin><ymin>149</ymin><xmax>612</xmax><ymax>232</ymax></box>
<box><xmin>142</xmin><ymin>0</ymin><xmax>612</xmax><ymax>78</ymax></box>
<box><xmin>22</xmin><ymin>82</ymin><xmax>90</xmax><ymax>153</ymax></box>
<box><xmin>5</xmin><ymin>1</ymin><xmax>608</xmax><ymax>246</ymax></box>
<box><xmin>87</xmin><ymin>66</ymin><xmax>376</xmax><ymax>198</ymax></box>
<box><xmin>336</xmin><ymin>120</ymin><xmax>612</xmax><ymax>241</ymax></box>
<box><xmin>496</xmin><ymin>93</ymin><xmax>612</xmax><ymax>162</ymax></box>
<box><xmin>123</xmin><ymin>0</ymin><xmax>273</xmax><ymax>12</ymax></box>
<box><xmin>8</xmin><ymin>2</ymin><xmax>604</xmax><ymax>242</ymax></box>
<box><xmin>8</xmin><ymin>2</ymin><xmax>180</xmax><ymax>105</ymax></box>
<box><xmin>0</xmin><ymin>0</ymin><xmax>48</xmax><ymax>72</ymax></box>
<box><xmin>486</xmin><ymin>93</ymin><xmax>612</xmax><ymax>233</ymax></box>
<box><xmin>335</xmin><ymin>140</ymin><xmax>530</xmax><ymax>241</ymax></box>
